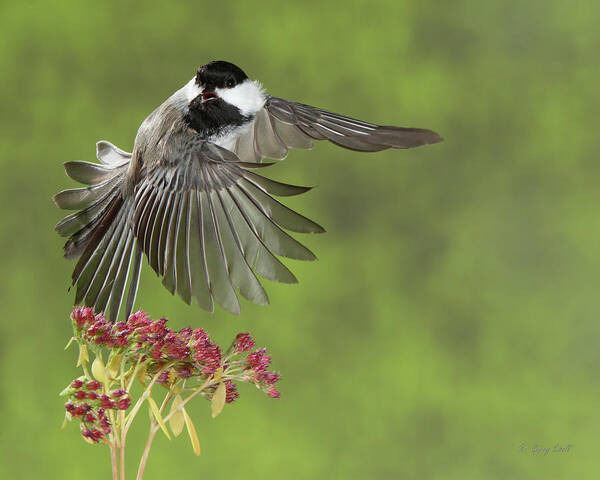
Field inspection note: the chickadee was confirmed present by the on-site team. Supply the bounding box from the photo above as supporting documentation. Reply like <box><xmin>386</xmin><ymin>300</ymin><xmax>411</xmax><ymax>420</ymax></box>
<box><xmin>54</xmin><ymin>60</ymin><xmax>442</xmax><ymax>321</ymax></box>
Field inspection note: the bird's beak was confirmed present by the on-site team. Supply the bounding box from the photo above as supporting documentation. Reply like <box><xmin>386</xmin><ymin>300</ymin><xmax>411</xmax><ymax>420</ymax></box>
<box><xmin>201</xmin><ymin>91</ymin><xmax>218</xmax><ymax>103</ymax></box>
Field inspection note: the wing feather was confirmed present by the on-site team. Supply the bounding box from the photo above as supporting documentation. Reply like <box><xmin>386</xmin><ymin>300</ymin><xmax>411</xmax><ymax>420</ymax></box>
<box><xmin>220</xmin><ymin>183</ymin><xmax>298</xmax><ymax>284</ymax></box>
<box><xmin>107</xmin><ymin>230</ymin><xmax>135</xmax><ymax>321</ymax></box>
<box><xmin>232</xmin><ymin>96</ymin><xmax>442</xmax><ymax>163</ymax></box>
<box><xmin>129</xmin><ymin>140</ymin><xmax>319</xmax><ymax>313</ymax></box>
<box><xmin>148</xmin><ymin>187</ymin><xmax>170</xmax><ymax>273</ymax></box>
<box><xmin>174</xmin><ymin>192</ymin><xmax>192</xmax><ymax>304</ymax></box>
<box><xmin>241</xmin><ymin>170</ymin><xmax>313</xmax><ymax>197</ymax></box>
<box><xmin>162</xmin><ymin>193</ymin><xmax>181</xmax><ymax>295</ymax></box>
<box><xmin>74</xmin><ymin>205</ymin><xmax>127</xmax><ymax>304</ymax></box>
<box><xmin>156</xmin><ymin>192</ymin><xmax>175</xmax><ymax>276</ymax></box>
<box><xmin>94</xmin><ymin>219</ymin><xmax>131</xmax><ymax>313</ymax></box>
<box><xmin>124</xmin><ymin>243</ymin><xmax>143</xmax><ymax>318</ymax></box>
<box><xmin>225</xmin><ymin>177</ymin><xmax>317</xmax><ymax>261</ymax></box>
<box><xmin>85</xmin><ymin>216</ymin><xmax>129</xmax><ymax>307</ymax></box>
<box><xmin>206</xmin><ymin>168</ymin><xmax>268</xmax><ymax>305</ymax></box>
<box><xmin>199</xmin><ymin>177</ymin><xmax>241</xmax><ymax>315</ymax></box>
<box><xmin>188</xmin><ymin>191</ymin><xmax>213</xmax><ymax>311</ymax></box>
<box><xmin>237</xmin><ymin>175</ymin><xmax>324</xmax><ymax>234</ymax></box>
<box><xmin>253</xmin><ymin>109</ymin><xmax>288</xmax><ymax>160</ymax></box>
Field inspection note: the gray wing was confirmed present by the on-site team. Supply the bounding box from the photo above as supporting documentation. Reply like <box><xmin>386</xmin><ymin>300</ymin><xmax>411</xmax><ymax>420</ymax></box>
<box><xmin>133</xmin><ymin>141</ymin><xmax>324</xmax><ymax>315</ymax></box>
<box><xmin>232</xmin><ymin>96</ymin><xmax>443</xmax><ymax>163</ymax></box>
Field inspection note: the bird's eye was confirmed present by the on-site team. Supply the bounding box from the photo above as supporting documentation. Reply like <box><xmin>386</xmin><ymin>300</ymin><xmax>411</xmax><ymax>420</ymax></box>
<box><xmin>226</xmin><ymin>77</ymin><xmax>235</xmax><ymax>88</ymax></box>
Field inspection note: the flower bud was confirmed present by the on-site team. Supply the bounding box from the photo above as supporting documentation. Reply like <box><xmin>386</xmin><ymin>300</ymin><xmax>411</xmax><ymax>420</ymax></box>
<box><xmin>86</xmin><ymin>380</ymin><xmax>102</xmax><ymax>391</ymax></box>
<box><xmin>99</xmin><ymin>395</ymin><xmax>115</xmax><ymax>409</ymax></box>
<box><xmin>71</xmin><ymin>379</ymin><xmax>84</xmax><ymax>389</ymax></box>
<box><xmin>74</xmin><ymin>390</ymin><xmax>89</xmax><ymax>400</ymax></box>
<box><xmin>91</xmin><ymin>356</ymin><xmax>106</xmax><ymax>383</ymax></box>
<box><xmin>116</xmin><ymin>398</ymin><xmax>131</xmax><ymax>410</ymax></box>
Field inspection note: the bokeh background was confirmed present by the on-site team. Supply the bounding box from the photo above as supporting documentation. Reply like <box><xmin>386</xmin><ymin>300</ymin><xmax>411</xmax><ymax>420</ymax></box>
<box><xmin>1</xmin><ymin>1</ymin><xmax>599</xmax><ymax>478</ymax></box>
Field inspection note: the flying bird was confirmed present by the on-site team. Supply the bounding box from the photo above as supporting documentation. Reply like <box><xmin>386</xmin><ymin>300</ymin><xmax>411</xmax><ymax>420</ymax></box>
<box><xmin>54</xmin><ymin>60</ymin><xmax>442</xmax><ymax>321</ymax></box>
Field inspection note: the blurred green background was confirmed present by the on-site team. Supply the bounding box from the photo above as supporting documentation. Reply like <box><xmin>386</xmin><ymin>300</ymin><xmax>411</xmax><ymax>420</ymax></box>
<box><xmin>1</xmin><ymin>1</ymin><xmax>599</xmax><ymax>478</ymax></box>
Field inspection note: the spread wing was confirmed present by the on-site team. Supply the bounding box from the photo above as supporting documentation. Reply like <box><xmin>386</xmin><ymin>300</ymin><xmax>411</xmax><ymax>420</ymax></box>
<box><xmin>132</xmin><ymin>141</ymin><xmax>324</xmax><ymax>314</ymax></box>
<box><xmin>232</xmin><ymin>96</ymin><xmax>443</xmax><ymax>163</ymax></box>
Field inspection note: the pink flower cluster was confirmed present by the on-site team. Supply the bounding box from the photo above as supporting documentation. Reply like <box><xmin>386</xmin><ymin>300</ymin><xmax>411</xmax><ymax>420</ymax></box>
<box><xmin>70</xmin><ymin>308</ymin><xmax>281</xmax><ymax>402</ymax></box>
<box><xmin>232</xmin><ymin>333</ymin><xmax>279</xmax><ymax>396</ymax></box>
<box><xmin>64</xmin><ymin>378</ymin><xmax>131</xmax><ymax>443</ymax></box>
<box><xmin>71</xmin><ymin>308</ymin><xmax>222</xmax><ymax>376</ymax></box>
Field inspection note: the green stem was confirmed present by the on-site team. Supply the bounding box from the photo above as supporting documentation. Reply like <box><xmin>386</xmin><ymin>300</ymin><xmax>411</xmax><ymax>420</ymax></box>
<box><xmin>159</xmin><ymin>390</ymin><xmax>172</xmax><ymax>414</ymax></box>
<box><xmin>136</xmin><ymin>381</ymin><xmax>210</xmax><ymax>479</ymax></box>
<box><xmin>126</xmin><ymin>356</ymin><xmax>146</xmax><ymax>392</ymax></box>
<box><xmin>135</xmin><ymin>387</ymin><xmax>173</xmax><ymax>480</ymax></box>
<box><xmin>109</xmin><ymin>441</ymin><xmax>119</xmax><ymax>480</ymax></box>
<box><xmin>118</xmin><ymin>356</ymin><xmax>127</xmax><ymax>480</ymax></box>
<box><xmin>120</xmin><ymin>432</ymin><xmax>126</xmax><ymax>480</ymax></box>
<box><xmin>136</xmin><ymin>424</ymin><xmax>158</xmax><ymax>480</ymax></box>
<box><xmin>124</xmin><ymin>364</ymin><xmax>174</xmax><ymax>434</ymax></box>
<box><xmin>81</xmin><ymin>362</ymin><xmax>92</xmax><ymax>380</ymax></box>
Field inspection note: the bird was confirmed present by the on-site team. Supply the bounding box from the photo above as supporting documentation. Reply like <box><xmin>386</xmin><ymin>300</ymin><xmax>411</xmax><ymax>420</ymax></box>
<box><xmin>54</xmin><ymin>60</ymin><xmax>442</xmax><ymax>321</ymax></box>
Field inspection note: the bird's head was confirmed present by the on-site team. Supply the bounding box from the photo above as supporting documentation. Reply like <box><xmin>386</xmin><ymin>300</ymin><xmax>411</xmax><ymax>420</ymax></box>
<box><xmin>183</xmin><ymin>61</ymin><xmax>265</xmax><ymax>137</ymax></box>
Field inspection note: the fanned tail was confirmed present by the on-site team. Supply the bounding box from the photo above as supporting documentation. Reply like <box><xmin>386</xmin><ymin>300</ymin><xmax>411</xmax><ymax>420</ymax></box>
<box><xmin>54</xmin><ymin>141</ymin><xmax>142</xmax><ymax>321</ymax></box>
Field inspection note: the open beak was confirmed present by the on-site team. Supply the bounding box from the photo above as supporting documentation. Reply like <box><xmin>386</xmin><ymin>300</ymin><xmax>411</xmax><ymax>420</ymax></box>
<box><xmin>201</xmin><ymin>91</ymin><xmax>218</xmax><ymax>103</ymax></box>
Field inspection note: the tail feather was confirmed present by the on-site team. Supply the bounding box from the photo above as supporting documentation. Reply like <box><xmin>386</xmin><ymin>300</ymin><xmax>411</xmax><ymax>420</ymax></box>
<box><xmin>63</xmin><ymin>160</ymin><xmax>124</xmax><ymax>185</ymax></box>
<box><xmin>54</xmin><ymin>141</ymin><xmax>142</xmax><ymax>321</ymax></box>
<box><xmin>54</xmin><ymin>183</ymin><xmax>120</xmax><ymax>238</ymax></box>
<box><xmin>54</xmin><ymin>176</ymin><xmax>121</xmax><ymax>211</ymax></box>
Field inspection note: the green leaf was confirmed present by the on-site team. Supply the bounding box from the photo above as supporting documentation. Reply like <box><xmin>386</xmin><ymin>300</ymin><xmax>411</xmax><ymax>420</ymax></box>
<box><xmin>91</xmin><ymin>355</ymin><xmax>106</xmax><ymax>383</ymax></box>
<box><xmin>76</xmin><ymin>344</ymin><xmax>89</xmax><ymax>368</ymax></box>
<box><xmin>107</xmin><ymin>354</ymin><xmax>122</xmax><ymax>379</ymax></box>
<box><xmin>64</xmin><ymin>336</ymin><xmax>75</xmax><ymax>350</ymax></box>
<box><xmin>136</xmin><ymin>364</ymin><xmax>148</xmax><ymax>388</ymax></box>
<box><xmin>211</xmin><ymin>382</ymin><xmax>226</xmax><ymax>418</ymax></box>
<box><xmin>61</xmin><ymin>412</ymin><xmax>72</xmax><ymax>429</ymax></box>
<box><xmin>169</xmin><ymin>395</ymin><xmax>185</xmax><ymax>437</ymax></box>
<box><xmin>183</xmin><ymin>408</ymin><xmax>201</xmax><ymax>456</ymax></box>
<box><xmin>148</xmin><ymin>396</ymin><xmax>171</xmax><ymax>440</ymax></box>
<box><xmin>213</xmin><ymin>367</ymin><xmax>224</xmax><ymax>382</ymax></box>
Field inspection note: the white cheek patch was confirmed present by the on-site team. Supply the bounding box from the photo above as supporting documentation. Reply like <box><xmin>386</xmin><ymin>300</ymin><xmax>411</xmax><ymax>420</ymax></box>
<box><xmin>216</xmin><ymin>79</ymin><xmax>266</xmax><ymax>116</ymax></box>
<box><xmin>183</xmin><ymin>78</ymin><xmax>203</xmax><ymax>102</ymax></box>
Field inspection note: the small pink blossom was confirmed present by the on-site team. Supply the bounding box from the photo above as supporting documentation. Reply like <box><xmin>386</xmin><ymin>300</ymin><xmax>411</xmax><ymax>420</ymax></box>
<box><xmin>71</xmin><ymin>307</ymin><xmax>95</xmax><ymax>328</ymax></box>
<box><xmin>267</xmin><ymin>386</ymin><xmax>280</xmax><ymax>398</ymax></box>
<box><xmin>247</xmin><ymin>348</ymin><xmax>271</xmax><ymax>373</ymax></box>
<box><xmin>225</xmin><ymin>380</ymin><xmax>239</xmax><ymax>404</ymax></box>
<box><xmin>257</xmin><ymin>371</ymin><xmax>280</xmax><ymax>386</ymax></box>
<box><xmin>234</xmin><ymin>333</ymin><xmax>256</xmax><ymax>353</ymax></box>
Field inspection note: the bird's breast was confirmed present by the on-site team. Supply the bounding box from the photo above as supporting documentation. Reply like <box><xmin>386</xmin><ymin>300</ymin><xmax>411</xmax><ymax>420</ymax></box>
<box><xmin>209</xmin><ymin>121</ymin><xmax>254</xmax><ymax>152</ymax></box>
